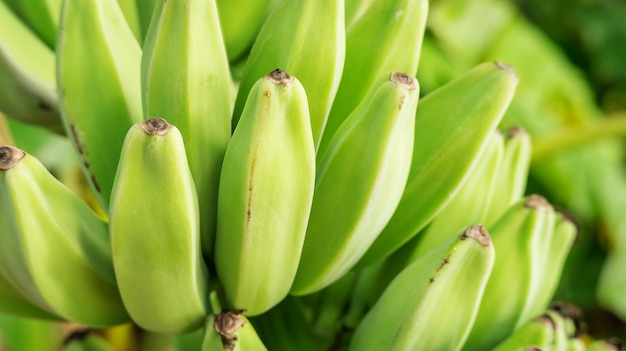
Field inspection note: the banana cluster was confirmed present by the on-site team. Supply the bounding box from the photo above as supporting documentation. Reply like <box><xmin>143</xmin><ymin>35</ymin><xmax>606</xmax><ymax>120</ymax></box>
<box><xmin>0</xmin><ymin>0</ymin><xmax>610</xmax><ymax>350</ymax></box>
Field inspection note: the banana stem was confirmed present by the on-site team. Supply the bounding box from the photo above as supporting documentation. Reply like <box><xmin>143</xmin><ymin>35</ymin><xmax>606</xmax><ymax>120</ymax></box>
<box><xmin>531</xmin><ymin>113</ymin><xmax>626</xmax><ymax>161</ymax></box>
<box><xmin>0</xmin><ymin>113</ymin><xmax>15</xmax><ymax>146</ymax></box>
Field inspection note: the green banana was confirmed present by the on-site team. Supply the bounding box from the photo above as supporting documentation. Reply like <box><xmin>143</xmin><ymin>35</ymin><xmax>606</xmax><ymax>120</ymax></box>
<box><xmin>109</xmin><ymin>118</ymin><xmax>208</xmax><ymax>333</ymax></box>
<box><xmin>409</xmin><ymin>129</ymin><xmax>504</xmax><ymax>261</ymax></box>
<box><xmin>349</xmin><ymin>225</ymin><xmax>495</xmax><ymax>351</ymax></box>
<box><xmin>517</xmin><ymin>212</ymin><xmax>577</xmax><ymax>326</ymax></box>
<box><xmin>462</xmin><ymin>195</ymin><xmax>556</xmax><ymax>351</ymax></box>
<box><xmin>0</xmin><ymin>1</ymin><xmax>62</xmax><ymax>134</ymax></box>
<box><xmin>231</xmin><ymin>0</ymin><xmax>344</xmax><ymax>149</ymax></box>
<box><xmin>318</xmin><ymin>0</ymin><xmax>428</xmax><ymax>155</ymax></box>
<box><xmin>3</xmin><ymin>0</ymin><xmax>61</xmax><ymax>49</ymax></box>
<box><xmin>215</xmin><ymin>0</ymin><xmax>275</xmax><ymax>63</ymax></box>
<box><xmin>215</xmin><ymin>69</ymin><xmax>315</xmax><ymax>316</ymax></box>
<box><xmin>492</xmin><ymin>314</ymin><xmax>557</xmax><ymax>351</ymax></box>
<box><xmin>291</xmin><ymin>72</ymin><xmax>419</xmax><ymax>295</ymax></box>
<box><xmin>141</xmin><ymin>0</ymin><xmax>233</xmax><ymax>257</ymax></box>
<box><xmin>483</xmin><ymin>126</ymin><xmax>532</xmax><ymax>225</ymax></box>
<box><xmin>0</xmin><ymin>146</ymin><xmax>128</xmax><ymax>327</ymax></box>
<box><xmin>357</xmin><ymin>61</ymin><xmax>518</xmax><ymax>269</ymax></box>
<box><xmin>63</xmin><ymin>330</ymin><xmax>116</xmax><ymax>351</ymax></box>
<box><xmin>57</xmin><ymin>0</ymin><xmax>143</xmax><ymax>210</ymax></box>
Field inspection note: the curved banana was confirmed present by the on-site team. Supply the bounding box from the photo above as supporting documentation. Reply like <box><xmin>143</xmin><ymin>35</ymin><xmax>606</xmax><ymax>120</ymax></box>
<box><xmin>410</xmin><ymin>129</ymin><xmax>504</xmax><ymax>260</ymax></box>
<box><xmin>484</xmin><ymin>126</ymin><xmax>532</xmax><ymax>225</ymax></box>
<box><xmin>318</xmin><ymin>0</ymin><xmax>428</xmax><ymax>155</ymax></box>
<box><xmin>141</xmin><ymin>0</ymin><xmax>233</xmax><ymax>257</ymax></box>
<box><xmin>57</xmin><ymin>0</ymin><xmax>143</xmax><ymax>210</ymax></box>
<box><xmin>462</xmin><ymin>195</ymin><xmax>556</xmax><ymax>351</ymax></box>
<box><xmin>215</xmin><ymin>0</ymin><xmax>275</xmax><ymax>63</ymax></box>
<box><xmin>231</xmin><ymin>0</ymin><xmax>345</xmax><ymax>149</ymax></box>
<box><xmin>349</xmin><ymin>225</ymin><xmax>495</xmax><ymax>351</ymax></box>
<box><xmin>517</xmin><ymin>212</ymin><xmax>578</xmax><ymax>326</ymax></box>
<box><xmin>291</xmin><ymin>72</ymin><xmax>419</xmax><ymax>296</ymax></box>
<box><xmin>215</xmin><ymin>69</ymin><xmax>315</xmax><ymax>316</ymax></box>
<box><xmin>109</xmin><ymin>118</ymin><xmax>208</xmax><ymax>333</ymax></box>
<box><xmin>357</xmin><ymin>61</ymin><xmax>518</xmax><ymax>269</ymax></box>
<box><xmin>0</xmin><ymin>145</ymin><xmax>129</xmax><ymax>327</ymax></box>
<box><xmin>0</xmin><ymin>1</ymin><xmax>62</xmax><ymax>134</ymax></box>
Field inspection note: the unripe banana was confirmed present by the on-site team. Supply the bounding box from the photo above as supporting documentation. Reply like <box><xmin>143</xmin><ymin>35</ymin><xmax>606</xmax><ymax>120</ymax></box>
<box><xmin>349</xmin><ymin>225</ymin><xmax>495</xmax><ymax>351</ymax></box>
<box><xmin>141</xmin><ymin>0</ymin><xmax>233</xmax><ymax>257</ymax></box>
<box><xmin>410</xmin><ymin>129</ymin><xmax>504</xmax><ymax>260</ymax></box>
<box><xmin>231</xmin><ymin>0</ymin><xmax>345</xmax><ymax>149</ymax></box>
<box><xmin>492</xmin><ymin>314</ymin><xmax>557</xmax><ymax>351</ymax></box>
<box><xmin>215</xmin><ymin>69</ymin><xmax>315</xmax><ymax>316</ymax></box>
<box><xmin>357</xmin><ymin>61</ymin><xmax>518</xmax><ymax>269</ymax></box>
<box><xmin>291</xmin><ymin>72</ymin><xmax>419</xmax><ymax>295</ymax></box>
<box><xmin>0</xmin><ymin>146</ymin><xmax>129</xmax><ymax>327</ymax></box>
<box><xmin>0</xmin><ymin>1</ymin><xmax>62</xmax><ymax>134</ymax></box>
<box><xmin>215</xmin><ymin>0</ymin><xmax>275</xmax><ymax>63</ymax></box>
<box><xmin>462</xmin><ymin>195</ymin><xmax>556</xmax><ymax>351</ymax></box>
<box><xmin>517</xmin><ymin>212</ymin><xmax>578</xmax><ymax>326</ymax></box>
<box><xmin>109</xmin><ymin>118</ymin><xmax>208</xmax><ymax>333</ymax></box>
<box><xmin>3</xmin><ymin>0</ymin><xmax>60</xmax><ymax>48</ymax></box>
<box><xmin>57</xmin><ymin>0</ymin><xmax>143</xmax><ymax>210</ymax></box>
<box><xmin>318</xmin><ymin>0</ymin><xmax>428</xmax><ymax>155</ymax></box>
<box><xmin>484</xmin><ymin>126</ymin><xmax>532</xmax><ymax>225</ymax></box>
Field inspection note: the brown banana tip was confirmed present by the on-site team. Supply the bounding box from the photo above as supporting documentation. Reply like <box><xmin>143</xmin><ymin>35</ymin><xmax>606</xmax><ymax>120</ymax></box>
<box><xmin>390</xmin><ymin>72</ymin><xmax>417</xmax><ymax>90</ymax></box>
<box><xmin>214</xmin><ymin>309</ymin><xmax>246</xmax><ymax>336</ymax></box>
<box><xmin>506</xmin><ymin>126</ymin><xmax>528</xmax><ymax>138</ymax></box>
<box><xmin>524</xmin><ymin>194</ymin><xmax>554</xmax><ymax>212</ymax></box>
<box><xmin>140</xmin><ymin>118</ymin><xmax>172</xmax><ymax>135</ymax></box>
<box><xmin>494</xmin><ymin>61</ymin><xmax>515</xmax><ymax>74</ymax></box>
<box><xmin>549</xmin><ymin>301</ymin><xmax>587</xmax><ymax>337</ymax></box>
<box><xmin>214</xmin><ymin>309</ymin><xmax>246</xmax><ymax>351</ymax></box>
<box><xmin>460</xmin><ymin>224</ymin><xmax>491</xmax><ymax>246</ymax></box>
<box><xmin>0</xmin><ymin>145</ymin><xmax>25</xmax><ymax>171</ymax></box>
<box><xmin>266</xmin><ymin>69</ymin><xmax>294</xmax><ymax>85</ymax></box>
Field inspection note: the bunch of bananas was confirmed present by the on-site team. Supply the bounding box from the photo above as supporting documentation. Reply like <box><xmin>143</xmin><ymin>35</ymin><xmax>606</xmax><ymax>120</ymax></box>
<box><xmin>0</xmin><ymin>0</ymin><xmax>621</xmax><ymax>350</ymax></box>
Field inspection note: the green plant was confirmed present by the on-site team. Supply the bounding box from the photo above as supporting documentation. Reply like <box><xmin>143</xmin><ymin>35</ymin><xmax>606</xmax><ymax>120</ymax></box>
<box><xmin>0</xmin><ymin>0</ymin><xmax>624</xmax><ymax>350</ymax></box>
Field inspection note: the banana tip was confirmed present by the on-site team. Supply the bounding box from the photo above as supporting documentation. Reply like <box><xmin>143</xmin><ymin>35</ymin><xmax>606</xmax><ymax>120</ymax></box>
<box><xmin>266</xmin><ymin>69</ymin><xmax>294</xmax><ymax>85</ymax></box>
<box><xmin>461</xmin><ymin>224</ymin><xmax>491</xmax><ymax>246</ymax></box>
<box><xmin>140</xmin><ymin>118</ymin><xmax>172</xmax><ymax>135</ymax></box>
<box><xmin>390</xmin><ymin>72</ymin><xmax>417</xmax><ymax>90</ymax></box>
<box><xmin>494</xmin><ymin>61</ymin><xmax>515</xmax><ymax>74</ymax></box>
<box><xmin>0</xmin><ymin>146</ymin><xmax>25</xmax><ymax>171</ymax></box>
<box><xmin>524</xmin><ymin>194</ymin><xmax>554</xmax><ymax>212</ymax></box>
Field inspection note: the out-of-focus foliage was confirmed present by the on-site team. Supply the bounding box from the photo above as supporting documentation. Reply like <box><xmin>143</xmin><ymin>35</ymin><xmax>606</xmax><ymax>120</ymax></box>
<box><xmin>516</xmin><ymin>0</ymin><xmax>626</xmax><ymax>113</ymax></box>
